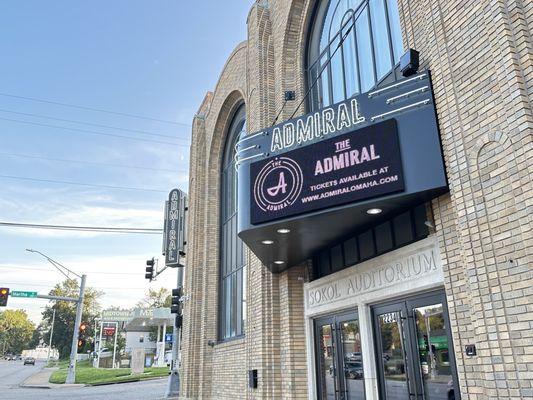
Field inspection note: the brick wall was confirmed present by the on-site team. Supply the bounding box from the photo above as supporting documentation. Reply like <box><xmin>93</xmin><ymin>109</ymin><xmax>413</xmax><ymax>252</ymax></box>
<box><xmin>180</xmin><ymin>0</ymin><xmax>532</xmax><ymax>399</ymax></box>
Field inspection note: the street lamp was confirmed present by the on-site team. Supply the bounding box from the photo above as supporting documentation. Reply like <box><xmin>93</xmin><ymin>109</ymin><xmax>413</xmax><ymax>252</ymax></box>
<box><xmin>26</xmin><ymin>249</ymin><xmax>86</xmax><ymax>385</ymax></box>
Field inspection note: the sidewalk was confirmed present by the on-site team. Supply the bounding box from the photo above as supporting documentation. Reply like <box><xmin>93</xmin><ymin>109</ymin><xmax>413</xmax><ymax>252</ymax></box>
<box><xmin>20</xmin><ymin>367</ymin><xmax>85</xmax><ymax>389</ymax></box>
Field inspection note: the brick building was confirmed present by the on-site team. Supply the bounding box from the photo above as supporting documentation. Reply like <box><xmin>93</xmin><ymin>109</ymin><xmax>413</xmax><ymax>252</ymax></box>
<box><xmin>179</xmin><ymin>1</ymin><xmax>532</xmax><ymax>399</ymax></box>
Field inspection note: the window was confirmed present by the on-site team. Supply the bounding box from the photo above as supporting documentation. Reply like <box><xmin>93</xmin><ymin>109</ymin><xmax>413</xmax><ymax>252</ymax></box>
<box><xmin>219</xmin><ymin>104</ymin><xmax>247</xmax><ymax>340</ymax></box>
<box><xmin>314</xmin><ymin>204</ymin><xmax>429</xmax><ymax>280</ymax></box>
<box><xmin>308</xmin><ymin>0</ymin><xmax>404</xmax><ymax>111</ymax></box>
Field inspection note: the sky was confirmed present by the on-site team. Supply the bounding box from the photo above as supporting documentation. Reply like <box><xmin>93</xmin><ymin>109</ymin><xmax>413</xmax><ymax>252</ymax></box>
<box><xmin>0</xmin><ymin>1</ymin><xmax>250</xmax><ymax>324</ymax></box>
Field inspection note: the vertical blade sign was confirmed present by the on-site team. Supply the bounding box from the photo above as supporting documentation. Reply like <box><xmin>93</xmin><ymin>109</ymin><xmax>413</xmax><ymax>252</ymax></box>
<box><xmin>165</xmin><ymin>189</ymin><xmax>187</xmax><ymax>267</ymax></box>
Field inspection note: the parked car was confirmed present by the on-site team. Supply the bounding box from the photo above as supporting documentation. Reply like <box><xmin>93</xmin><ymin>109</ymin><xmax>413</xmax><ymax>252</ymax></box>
<box><xmin>23</xmin><ymin>357</ymin><xmax>35</xmax><ymax>365</ymax></box>
<box><xmin>344</xmin><ymin>361</ymin><xmax>363</xmax><ymax>379</ymax></box>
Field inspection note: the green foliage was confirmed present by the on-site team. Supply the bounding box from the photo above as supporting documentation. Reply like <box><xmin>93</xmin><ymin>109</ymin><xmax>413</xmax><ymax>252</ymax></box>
<box><xmin>41</xmin><ymin>279</ymin><xmax>104</xmax><ymax>359</ymax></box>
<box><xmin>28</xmin><ymin>323</ymin><xmax>44</xmax><ymax>349</ymax></box>
<box><xmin>0</xmin><ymin>309</ymin><xmax>35</xmax><ymax>354</ymax></box>
<box><xmin>136</xmin><ymin>287</ymin><xmax>171</xmax><ymax>309</ymax></box>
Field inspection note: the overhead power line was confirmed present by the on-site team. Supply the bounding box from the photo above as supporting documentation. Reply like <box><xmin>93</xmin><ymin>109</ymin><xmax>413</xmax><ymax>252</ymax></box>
<box><xmin>0</xmin><ymin>116</ymin><xmax>187</xmax><ymax>146</ymax></box>
<box><xmin>0</xmin><ymin>108</ymin><xmax>190</xmax><ymax>140</ymax></box>
<box><xmin>0</xmin><ymin>152</ymin><xmax>186</xmax><ymax>173</ymax></box>
<box><xmin>0</xmin><ymin>265</ymin><xmax>140</xmax><ymax>276</ymax></box>
<box><xmin>3</xmin><ymin>281</ymin><xmax>149</xmax><ymax>290</ymax></box>
<box><xmin>0</xmin><ymin>174</ymin><xmax>168</xmax><ymax>193</ymax></box>
<box><xmin>0</xmin><ymin>221</ymin><xmax>163</xmax><ymax>234</ymax></box>
<box><xmin>0</xmin><ymin>92</ymin><xmax>192</xmax><ymax>127</ymax></box>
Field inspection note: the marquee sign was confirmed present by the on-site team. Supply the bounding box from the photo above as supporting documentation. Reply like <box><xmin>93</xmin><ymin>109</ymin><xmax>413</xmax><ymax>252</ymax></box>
<box><xmin>236</xmin><ymin>71</ymin><xmax>448</xmax><ymax>271</ymax></box>
<box><xmin>251</xmin><ymin>119</ymin><xmax>404</xmax><ymax>224</ymax></box>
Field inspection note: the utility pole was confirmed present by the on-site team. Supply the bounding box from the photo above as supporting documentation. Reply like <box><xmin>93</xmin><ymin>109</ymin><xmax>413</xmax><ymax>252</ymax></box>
<box><xmin>112</xmin><ymin>322</ymin><xmax>118</xmax><ymax>368</ymax></box>
<box><xmin>66</xmin><ymin>274</ymin><xmax>86</xmax><ymax>384</ymax></box>
<box><xmin>47</xmin><ymin>308</ymin><xmax>56</xmax><ymax>363</ymax></box>
<box><xmin>96</xmin><ymin>319</ymin><xmax>104</xmax><ymax>368</ymax></box>
<box><xmin>26</xmin><ymin>249</ymin><xmax>86</xmax><ymax>385</ymax></box>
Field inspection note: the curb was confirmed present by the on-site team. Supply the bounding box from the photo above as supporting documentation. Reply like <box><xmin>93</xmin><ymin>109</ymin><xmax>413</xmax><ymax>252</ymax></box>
<box><xmin>18</xmin><ymin>385</ymin><xmax>52</xmax><ymax>389</ymax></box>
<box><xmin>86</xmin><ymin>376</ymin><xmax>167</xmax><ymax>387</ymax></box>
<box><xmin>20</xmin><ymin>383</ymin><xmax>86</xmax><ymax>389</ymax></box>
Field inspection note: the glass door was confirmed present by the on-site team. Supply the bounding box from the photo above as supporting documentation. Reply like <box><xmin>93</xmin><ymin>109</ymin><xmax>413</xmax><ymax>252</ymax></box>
<box><xmin>373</xmin><ymin>302</ymin><xmax>414</xmax><ymax>399</ymax></box>
<box><xmin>315</xmin><ymin>312</ymin><xmax>365</xmax><ymax>400</ymax></box>
<box><xmin>408</xmin><ymin>295</ymin><xmax>458</xmax><ymax>400</ymax></box>
<box><xmin>316</xmin><ymin>316</ymin><xmax>337</xmax><ymax>400</ymax></box>
<box><xmin>373</xmin><ymin>291</ymin><xmax>460</xmax><ymax>400</ymax></box>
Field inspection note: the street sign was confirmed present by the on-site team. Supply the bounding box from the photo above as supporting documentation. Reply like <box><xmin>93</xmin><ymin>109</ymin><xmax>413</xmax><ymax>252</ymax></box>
<box><xmin>102</xmin><ymin>309</ymin><xmax>134</xmax><ymax>322</ymax></box>
<box><xmin>10</xmin><ymin>291</ymin><xmax>37</xmax><ymax>298</ymax></box>
<box><xmin>165</xmin><ymin>333</ymin><xmax>173</xmax><ymax>343</ymax></box>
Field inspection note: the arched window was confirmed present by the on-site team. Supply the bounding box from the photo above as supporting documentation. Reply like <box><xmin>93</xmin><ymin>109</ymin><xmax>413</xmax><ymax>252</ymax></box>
<box><xmin>219</xmin><ymin>104</ymin><xmax>246</xmax><ymax>340</ymax></box>
<box><xmin>307</xmin><ymin>0</ymin><xmax>404</xmax><ymax>111</ymax></box>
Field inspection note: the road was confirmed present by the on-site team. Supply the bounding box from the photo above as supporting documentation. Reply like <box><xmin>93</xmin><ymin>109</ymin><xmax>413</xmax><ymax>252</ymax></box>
<box><xmin>0</xmin><ymin>360</ymin><xmax>171</xmax><ymax>400</ymax></box>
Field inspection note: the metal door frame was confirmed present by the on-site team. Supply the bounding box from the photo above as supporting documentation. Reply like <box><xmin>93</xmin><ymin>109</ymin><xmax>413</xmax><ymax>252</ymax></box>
<box><xmin>372</xmin><ymin>290</ymin><xmax>461</xmax><ymax>400</ymax></box>
<box><xmin>314</xmin><ymin>310</ymin><xmax>362</xmax><ymax>400</ymax></box>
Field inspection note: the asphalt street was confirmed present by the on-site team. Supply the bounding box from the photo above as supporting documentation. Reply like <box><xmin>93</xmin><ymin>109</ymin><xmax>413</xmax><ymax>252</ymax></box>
<box><xmin>0</xmin><ymin>360</ymin><xmax>171</xmax><ymax>400</ymax></box>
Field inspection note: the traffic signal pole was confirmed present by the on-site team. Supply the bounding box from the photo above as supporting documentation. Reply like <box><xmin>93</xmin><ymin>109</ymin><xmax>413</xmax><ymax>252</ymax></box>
<box><xmin>166</xmin><ymin>265</ymin><xmax>184</xmax><ymax>398</ymax></box>
<box><xmin>66</xmin><ymin>274</ymin><xmax>86</xmax><ymax>384</ymax></box>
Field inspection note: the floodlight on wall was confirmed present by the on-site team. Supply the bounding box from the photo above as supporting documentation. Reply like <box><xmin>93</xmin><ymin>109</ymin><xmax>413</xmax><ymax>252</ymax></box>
<box><xmin>400</xmin><ymin>49</ymin><xmax>420</xmax><ymax>77</ymax></box>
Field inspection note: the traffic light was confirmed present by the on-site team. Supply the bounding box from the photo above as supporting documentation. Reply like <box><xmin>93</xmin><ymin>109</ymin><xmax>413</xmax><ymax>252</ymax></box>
<box><xmin>77</xmin><ymin>339</ymin><xmax>86</xmax><ymax>350</ymax></box>
<box><xmin>170</xmin><ymin>287</ymin><xmax>182</xmax><ymax>314</ymax></box>
<box><xmin>0</xmin><ymin>288</ymin><xmax>9</xmax><ymax>307</ymax></box>
<box><xmin>145</xmin><ymin>258</ymin><xmax>155</xmax><ymax>281</ymax></box>
<box><xmin>79</xmin><ymin>323</ymin><xmax>87</xmax><ymax>336</ymax></box>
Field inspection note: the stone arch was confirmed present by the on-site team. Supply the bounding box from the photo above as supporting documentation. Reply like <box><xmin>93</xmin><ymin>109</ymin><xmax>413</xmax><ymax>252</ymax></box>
<box><xmin>464</xmin><ymin>131</ymin><xmax>530</xmax><ymax>394</ymax></box>
<box><xmin>185</xmin><ymin>40</ymin><xmax>248</xmax><ymax>399</ymax></box>
<box><xmin>199</xmin><ymin>89</ymin><xmax>247</xmax><ymax>398</ymax></box>
<box><xmin>468</xmin><ymin>131</ymin><xmax>512</xmax><ymax>168</ymax></box>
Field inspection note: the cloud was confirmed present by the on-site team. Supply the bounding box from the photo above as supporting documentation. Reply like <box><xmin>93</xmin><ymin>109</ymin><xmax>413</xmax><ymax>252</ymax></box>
<box><xmin>1</xmin><ymin>201</ymin><xmax>167</xmax><ymax>238</ymax></box>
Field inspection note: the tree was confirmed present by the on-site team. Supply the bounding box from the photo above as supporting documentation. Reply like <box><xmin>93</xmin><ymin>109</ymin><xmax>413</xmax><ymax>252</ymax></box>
<box><xmin>41</xmin><ymin>279</ymin><xmax>104</xmax><ymax>359</ymax></box>
<box><xmin>136</xmin><ymin>287</ymin><xmax>171</xmax><ymax>309</ymax></box>
<box><xmin>136</xmin><ymin>288</ymin><xmax>172</xmax><ymax>342</ymax></box>
<box><xmin>0</xmin><ymin>309</ymin><xmax>35</xmax><ymax>355</ymax></box>
<box><xmin>28</xmin><ymin>323</ymin><xmax>45</xmax><ymax>349</ymax></box>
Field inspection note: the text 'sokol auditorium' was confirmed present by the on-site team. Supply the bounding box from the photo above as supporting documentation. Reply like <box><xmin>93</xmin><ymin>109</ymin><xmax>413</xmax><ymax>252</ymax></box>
<box><xmin>179</xmin><ymin>1</ymin><xmax>532</xmax><ymax>399</ymax></box>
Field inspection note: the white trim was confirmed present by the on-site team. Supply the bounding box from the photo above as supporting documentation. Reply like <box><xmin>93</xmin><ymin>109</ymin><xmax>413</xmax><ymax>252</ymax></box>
<box><xmin>367</xmin><ymin>74</ymin><xmax>427</xmax><ymax>98</ymax></box>
<box><xmin>303</xmin><ymin>237</ymin><xmax>444</xmax><ymax>400</ymax></box>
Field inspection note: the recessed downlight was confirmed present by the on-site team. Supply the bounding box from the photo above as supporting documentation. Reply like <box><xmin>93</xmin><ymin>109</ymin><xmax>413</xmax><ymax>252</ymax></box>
<box><xmin>277</xmin><ymin>228</ymin><xmax>291</xmax><ymax>234</ymax></box>
<box><xmin>274</xmin><ymin>260</ymin><xmax>285</xmax><ymax>265</ymax></box>
<box><xmin>366</xmin><ymin>208</ymin><xmax>382</xmax><ymax>215</ymax></box>
<box><xmin>261</xmin><ymin>240</ymin><xmax>274</xmax><ymax>245</ymax></box>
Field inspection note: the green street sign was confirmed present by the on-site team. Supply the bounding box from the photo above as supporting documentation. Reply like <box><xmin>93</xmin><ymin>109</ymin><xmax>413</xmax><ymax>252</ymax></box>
<box><xmin>10</xmin><ymin>291</ymin><xmax>38</xmax><ymax>298</ymax></box>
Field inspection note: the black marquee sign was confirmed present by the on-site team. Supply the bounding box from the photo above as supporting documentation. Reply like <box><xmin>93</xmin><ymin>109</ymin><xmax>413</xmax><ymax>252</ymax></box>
<box><xmin>251</xmin><ymin>119</ymin><xmax>404</xmax><ymax>224</ymax></box>
<box><xmin>236</xmin><ymin>71</ymin><xmax>448</xmax><ymax>271</ymax></box>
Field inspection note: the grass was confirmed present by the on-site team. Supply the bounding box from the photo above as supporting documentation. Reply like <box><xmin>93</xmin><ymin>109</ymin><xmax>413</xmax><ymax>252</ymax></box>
<box><xmin>46</xmin><ymin>359</ymin><xmax>67</xmax><ymax>368</ymax></box>
<box><xmin>49</xmin><ymin>359</ymin><xmax>169</xmax><ymax>385</ymax></box>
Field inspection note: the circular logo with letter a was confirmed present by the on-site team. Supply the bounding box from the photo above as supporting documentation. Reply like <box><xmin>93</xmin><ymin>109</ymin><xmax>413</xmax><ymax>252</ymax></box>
<box><xmin>254</xmin><ymin>157</ymin><xmax>303</xmax><ymax>212</ymax></box>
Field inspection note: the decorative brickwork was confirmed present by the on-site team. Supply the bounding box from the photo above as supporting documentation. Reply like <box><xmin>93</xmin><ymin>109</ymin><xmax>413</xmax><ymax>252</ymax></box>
<box><xmin>180</xmin><ymin>0</ymin><xmax>532</xmax><ymax>399</ymax></box>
